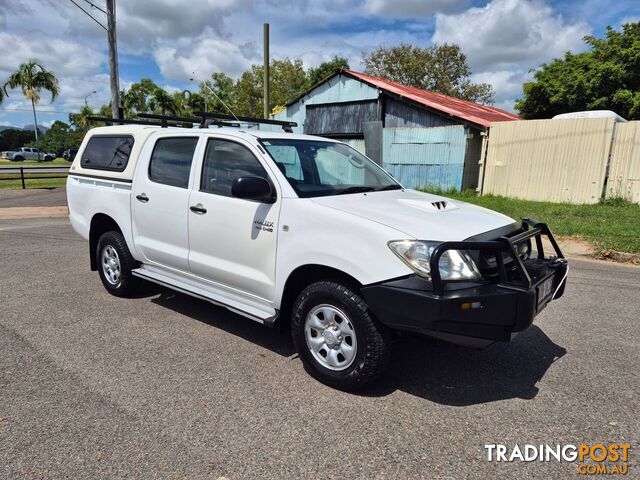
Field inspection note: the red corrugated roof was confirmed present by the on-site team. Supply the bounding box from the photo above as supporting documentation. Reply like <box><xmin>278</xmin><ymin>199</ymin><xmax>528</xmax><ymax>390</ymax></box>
<box><xmin>343</xmin><ymin>70</ymin><xmax>520</xmax><ymax>128</ymax></box>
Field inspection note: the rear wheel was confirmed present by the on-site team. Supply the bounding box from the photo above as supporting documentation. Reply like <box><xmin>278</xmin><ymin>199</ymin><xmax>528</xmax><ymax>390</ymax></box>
<box><xmin>96</xmin><ymin>231</ymin><xmax>140</xmax><ymax>297</ymax></box>
<box><xmin>291</xmin><ymin>280</ymin><xmax>391</xmax><ymax>391</ymax></box>
<box><xmin>13</xmin><ymin>155</ymin><xmax>24</xmax><ymax>161</ymax></box>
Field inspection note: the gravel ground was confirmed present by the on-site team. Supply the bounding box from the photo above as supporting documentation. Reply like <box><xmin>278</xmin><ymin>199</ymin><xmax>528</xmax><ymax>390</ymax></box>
<box><xmin>0</xmin><ymin>217</ymin><xmax>638</xmax><ymax>479</ymax></box>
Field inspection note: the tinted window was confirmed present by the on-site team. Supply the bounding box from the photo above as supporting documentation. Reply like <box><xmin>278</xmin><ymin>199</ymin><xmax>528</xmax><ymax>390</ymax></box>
<box><xmin>201</xmin><ymin>139</ymin><xmax>270</xmax><ymax>197</ymax></box>
<box><xmin>149</xmin><ymin>137</ymin><xmax>198</xmax><ymax>188</ymax></box>
<box><xmin>81</xmin><ymin>136</ymin><xmax>134</xmax><ymax>171</ymax></box>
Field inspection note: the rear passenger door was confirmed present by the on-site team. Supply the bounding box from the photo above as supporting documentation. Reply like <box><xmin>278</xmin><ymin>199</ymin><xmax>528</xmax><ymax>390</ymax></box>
<box><xmin>132</xmin><ymin>135</ymin><xmax>200</xmax><ymax>272</ymax></box>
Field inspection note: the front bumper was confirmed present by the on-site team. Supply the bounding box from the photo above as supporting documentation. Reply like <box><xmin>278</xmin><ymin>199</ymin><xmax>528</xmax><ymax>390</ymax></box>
<box><xmin>361</xmin><ymin>218</ymin><xmax>569</xmax><ymax>348</ymax></box>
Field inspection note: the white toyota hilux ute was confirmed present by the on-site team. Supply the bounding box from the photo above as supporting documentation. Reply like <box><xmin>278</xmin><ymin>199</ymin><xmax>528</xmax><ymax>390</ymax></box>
<box><xmin>67</xmin><ymin>123</ymin><xmax>568</xmax><ymax>390</ymax></box>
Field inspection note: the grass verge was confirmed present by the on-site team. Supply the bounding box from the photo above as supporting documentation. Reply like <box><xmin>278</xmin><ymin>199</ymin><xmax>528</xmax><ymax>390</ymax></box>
<box><xmin>422</xmin><ymin>188</ymin><xmax>640</xmax><ymax>254</ymax></box>
<box><xmin>0</xmin><ymin>157</ymin><xmax>70</xmax><ymax>166</ymax></box>
<box><xmin>0</xmin><ymin>173</ymin><xmax>67</xmax><ymax>190</ymax></box>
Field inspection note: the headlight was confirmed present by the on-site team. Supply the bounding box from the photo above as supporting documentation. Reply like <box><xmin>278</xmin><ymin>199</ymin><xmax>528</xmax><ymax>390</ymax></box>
<box><xmin>388</xmin><ymin>240</ymin><xmax>482</xmax><ymax>281</ymax></box>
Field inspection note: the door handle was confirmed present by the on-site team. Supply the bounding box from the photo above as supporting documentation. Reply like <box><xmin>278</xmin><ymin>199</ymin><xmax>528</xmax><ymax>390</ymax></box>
<box><xmin>190</xmin><ymin>204</ymin><xmax>207</xmax><ymax>214</ymax></box>
<box><xmin>136</xmin><ymin>193</ymin><xmax>149</xmax><ymax>203</ymax></box>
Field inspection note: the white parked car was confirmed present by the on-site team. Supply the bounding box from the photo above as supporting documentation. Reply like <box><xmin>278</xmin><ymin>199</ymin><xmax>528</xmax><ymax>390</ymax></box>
<box><xmin>66</xmin><ymin>121</ymin><xmax>568</xmax><ymax>390</ymax></box>
<box><xmin>1</xmin><ymin>146</ymin><xmax>55</xmax><ymax>161</ymax></box>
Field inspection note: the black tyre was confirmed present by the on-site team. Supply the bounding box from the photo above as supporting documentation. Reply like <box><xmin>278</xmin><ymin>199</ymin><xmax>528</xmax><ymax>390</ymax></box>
<box><xmin>291</xmin><ymin>280</ymin><xmax>391</xmax><ymax>391</ymax></box>
<box><xmin>44</xmin><ymin>155</ymin><xmax>54</xmax><ymax>161</ymax></box>
<box><xmin>96</xmin><ymin>231</ymin><xmax>140</xmax><ymax>297</ymax></box>
<box><xmin>14</xmin><ymin>155</ymin><xmax>24</xmax><ymax>161</ymax></box>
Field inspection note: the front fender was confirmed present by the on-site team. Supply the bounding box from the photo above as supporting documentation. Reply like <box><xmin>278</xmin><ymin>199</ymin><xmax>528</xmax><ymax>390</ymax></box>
<box><xmin>274</xmin><ymin>199</ymin><xmax>412</xmax><ymax>307</ymax></box>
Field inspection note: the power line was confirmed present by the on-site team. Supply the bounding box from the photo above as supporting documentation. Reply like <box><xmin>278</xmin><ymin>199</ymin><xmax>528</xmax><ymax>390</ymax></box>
<box><xmin>68</xmin><ymin>0</ymin><xmax>107</xmax><ymax>31</ymax></box>
<box><xmin>82</xmin><ymin>0</ymin><xmax>106</xmax><ymax>15</ymax></box>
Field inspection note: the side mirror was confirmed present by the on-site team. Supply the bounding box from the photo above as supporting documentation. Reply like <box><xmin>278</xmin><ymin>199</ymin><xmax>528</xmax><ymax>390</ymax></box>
<box><xmin>231</xmin><ymin>176</ymin><xmax>275</xmax><ymax>203</ymax></box>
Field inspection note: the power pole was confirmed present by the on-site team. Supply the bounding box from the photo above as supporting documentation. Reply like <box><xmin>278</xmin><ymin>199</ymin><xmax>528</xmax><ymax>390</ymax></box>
<box><xmin>263</xmin><ymin>23</ymin><xmax>270</xmax><ymax>119</ymax></box>
<box><xmin>106</xmin><ymin>0</ymin><xmax>121</xmax><ymax>119</ymax></box>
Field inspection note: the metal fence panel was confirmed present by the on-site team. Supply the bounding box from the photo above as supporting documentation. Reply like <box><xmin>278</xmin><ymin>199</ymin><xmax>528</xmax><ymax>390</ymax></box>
<box><xmin>383</xmin><ymin>126</ymin><xmax>467</xmax><ymax>190</ymax></box>
<box><xmin>606</xmin><ymin>122</ymin><xmax>640</xmax><ymax>203</ymax></box>
<box><xmin>482</xmin><ymin>118</ymin><xmax>614</xmax><ymax>204</ymax></box>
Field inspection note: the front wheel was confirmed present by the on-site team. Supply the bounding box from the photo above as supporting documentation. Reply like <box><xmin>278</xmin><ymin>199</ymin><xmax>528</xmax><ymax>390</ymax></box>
<box><xmin>96</xmin><ymin>231</ymin><xmax>140</xmax><ymax>297</ymax></box>
<box><xmin>291</xmin><ymin>281</ymin><xmax>391</xmax><ymax>391</ymax></box>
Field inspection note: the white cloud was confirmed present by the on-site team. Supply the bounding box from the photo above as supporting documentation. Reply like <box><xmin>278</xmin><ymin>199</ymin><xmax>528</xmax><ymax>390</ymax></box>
<box><xmin>364</xmin><ymin>0</ymin><xmax>468</xmax><ymax>18</ymax></box>
<box><xmin>432</xmin><ymin>0</ymin><xmax>590</xmax><ymax>72</ymax></box>
<box><xmin>153</xmin><ymin>32</ymin><xmax>258</xmax><ymax>81</ymax></box>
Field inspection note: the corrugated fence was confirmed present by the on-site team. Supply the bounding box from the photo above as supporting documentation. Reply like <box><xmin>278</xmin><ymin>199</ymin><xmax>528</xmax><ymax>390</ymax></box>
<box><xmin>607</xmin><ymin>122</ymin><xmax>640</xmax><ymax>203</ymax></box>
<box><xmin>479</xmin><ymin>118</ymin><xmax>640</xmax><ymax>204</ymax></box>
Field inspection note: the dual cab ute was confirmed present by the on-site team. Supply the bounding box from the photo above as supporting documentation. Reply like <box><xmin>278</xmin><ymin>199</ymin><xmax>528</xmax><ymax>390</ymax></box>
<box><xmin>67</xmin><ymin>120</ymin><xmax>568</xmax><ymax>390</ymax></box>
<box><xmin>1</xmin><ymin>146</ymin><xmax>55</xmax><ymax>161</ymax></box>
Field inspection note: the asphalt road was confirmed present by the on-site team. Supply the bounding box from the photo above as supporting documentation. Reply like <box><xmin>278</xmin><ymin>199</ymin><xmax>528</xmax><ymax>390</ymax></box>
<box><xmin>0</xmin><ymin>188</ymin><xmax>67</xmax><ymax>208</ymax></box>
<box><xmin>1</xmin><ymin>217</ymin><xmax>638</xmax><ymax>479</ymax></box>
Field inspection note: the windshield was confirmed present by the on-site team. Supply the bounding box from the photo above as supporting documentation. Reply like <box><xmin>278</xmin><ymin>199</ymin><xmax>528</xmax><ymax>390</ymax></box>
<box><xmin>260</xmin><ymin>139</ymin><xmax>401</xmax><ymax>198</ymax></box>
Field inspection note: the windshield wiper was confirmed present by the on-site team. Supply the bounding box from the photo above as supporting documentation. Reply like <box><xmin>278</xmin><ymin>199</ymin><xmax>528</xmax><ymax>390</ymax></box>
<box><xmin>335</xmin><ymin>186</ymin><xmax>377</xmax><ymax>195</ymax></box>
<box><xmin>376</xmin><ymin>184</ymin><xmax>403</xmax><ymax>191</ymax></box>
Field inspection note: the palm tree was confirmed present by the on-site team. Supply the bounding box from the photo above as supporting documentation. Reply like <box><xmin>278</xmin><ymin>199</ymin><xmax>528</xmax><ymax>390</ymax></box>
<box><xmin>148</xmin><ymin>87</ymin><xmax>175</xmax><ymax>116</ymax></box>
<box><xmin>69</xmin><ymin>105</ymin><xmax>95</xmax><ymax>130</ymax></box>
<box><xmin>4</xmin><ymin>60</ymin><xmax>59</xmax><ymax>144</ymax></box>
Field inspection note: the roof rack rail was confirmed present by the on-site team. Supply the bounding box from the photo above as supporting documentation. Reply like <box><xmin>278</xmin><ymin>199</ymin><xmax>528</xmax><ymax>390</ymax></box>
<box><xmin>87</xmin><ymin>112</ymin><xmax>298</xmax><ymax>132</ymax></box>
<box><xmin>137</xmin><ymin>112</ymin><xmax>240</xmax><ymax>129</ymax></box>
<box><xmin>193</xmin><ymin>111</ymin><xmax>297</xmax><ymax>132</ymax></box>
<box><xmin>87</xmin><ymin>116</ymin><xmax>192</xmax><ymax>128</ymax></box>
<box><xmin>136</xmin><ymin>113</ymin><xmax>201</xmax><ymax>127</ymax></box>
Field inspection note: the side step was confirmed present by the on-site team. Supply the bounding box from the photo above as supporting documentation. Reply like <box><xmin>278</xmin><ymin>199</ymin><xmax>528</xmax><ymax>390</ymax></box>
<box><xmin>132</xmin><ymin>265</ymin><xmax>278</xmax><ymax>327</ymax></box>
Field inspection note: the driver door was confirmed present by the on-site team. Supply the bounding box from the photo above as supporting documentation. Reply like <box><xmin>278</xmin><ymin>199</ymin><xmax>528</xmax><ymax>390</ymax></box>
<box><xmin>188</xmin><ymin>137</ymin><xmax>279</xmax><ymax>302</ymax></box>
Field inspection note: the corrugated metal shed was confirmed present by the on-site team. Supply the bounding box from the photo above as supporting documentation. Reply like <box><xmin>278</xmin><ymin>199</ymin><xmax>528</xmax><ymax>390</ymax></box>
<box><xmin>607</xmin><ymin>122</ymin><xmax>640</xmax><ymax>203</ymax></box>
<box><xmin>341</xmin><ymin>138</ymin><xmax>366</xmax><ymax>154</ymax></box>
<box><xmin>344</xmin><ymin>70</ymin><xmax>519</xmax><ymax>128</ymax></box>
<box><xmin>384</xmin><ymin>98</ymin><xmax>457</xmax><ymax>128</ymax></box>
<box><xmin>273</xmin><ymin>74</ymin><xmax>378</xmax><ymax>133</ymax></box>
<box><xmin>481</xmin><ymin>118</ymin><xmax>614</xmax><ymax>204</ymax></box>
<box><xmin>304</xmin><ymin>100</ymin><xmax>377</xmax><ymax>135</ymax></box>
<box><xmin>383</xmin><ymin>126</ymin><xmax>467</xmax><ymax>189</ymax></box>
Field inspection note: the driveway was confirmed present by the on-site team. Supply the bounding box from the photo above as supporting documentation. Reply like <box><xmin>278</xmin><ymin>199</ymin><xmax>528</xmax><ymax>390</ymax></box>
<box><xmin>0</xmin><ymin>217</ymin><xmax>638</xmax><ymax>479</ymax></box>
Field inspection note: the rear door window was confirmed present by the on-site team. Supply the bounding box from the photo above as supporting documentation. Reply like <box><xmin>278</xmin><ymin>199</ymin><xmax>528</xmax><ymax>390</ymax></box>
<box><xmin>81</xmin><ymin>135</ymin><xmax>134</xmax><ymax>171</ymax></box>
<box><xmin>148</xmin><ymin>137</ymin><xmax>199</xmax><ymax>188</ymax></box>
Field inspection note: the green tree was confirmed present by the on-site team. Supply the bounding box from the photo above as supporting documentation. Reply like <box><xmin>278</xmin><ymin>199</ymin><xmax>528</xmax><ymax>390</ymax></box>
<box><xmin>122</xmin><ymin>78</ymin><xmax>159</xmax><ymax>116</ymax></box>
<box><xmin>148</xmin><ymin>87</ymin><xmax>175</xmax><ymax>115</ymax></box>
<box><xmin>37</xmin><ymin>120</ymin><xmax>74</xmax><ymax>154</ymax></box>
<box><xmin>363</xmin><ymin>43</ymin><xmax>494</xmax><ymax>104</ymax></box>
<box><xmin>69</xmin><ymin>105</ymin><xmax>96</xmax><ymax>130</ymax></box>
<box><xmin>516</xmin><ymin>22</ymin><xmax>640</xmax><ymax>119</ymax></box>
<box><xmin>0</xmin><ymin>129</ymin><xmax>35</xmax><ymax>152</ymax></box>
<box><xmin>305</xmin><ymin>56</ymin><xmax>350</xmax><ymax>89</ymax></box>
<box><xmin>199</xmin><ymin>72</ymin><xmax>235</xmax><ymax>113</ymax></box>
<box><xmin>233</xmin><ymin>58</ymin><xmax>308</xmax><ymax>116</ymax></box>
<box><xmin>4</xmin><ymin>60</ymin><xmax>60</xmax><ymax>144</ymax></box>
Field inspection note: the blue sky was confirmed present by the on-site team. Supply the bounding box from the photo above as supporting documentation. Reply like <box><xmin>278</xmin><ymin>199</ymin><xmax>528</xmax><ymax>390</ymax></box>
<box><xmin>1</xmin><ymin>0</ymin><xmax>638</xmax><ymax>129</ymax></box>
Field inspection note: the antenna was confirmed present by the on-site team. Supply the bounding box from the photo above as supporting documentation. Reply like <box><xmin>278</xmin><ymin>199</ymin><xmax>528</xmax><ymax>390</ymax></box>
<box><xmin>198</xmin><ymin>80</ymin><xmax>240</xmax><ymax>122</ymax></box>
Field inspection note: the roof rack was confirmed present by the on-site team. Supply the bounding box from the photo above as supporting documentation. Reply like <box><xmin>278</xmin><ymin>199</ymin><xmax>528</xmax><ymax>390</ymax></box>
<box><xmin>137</xmin><ymin>112</ymin><xmax>241</xmax><ymax>129</ymax></box>
<box><xmin>87</xmin><ymin>112</ymin><xmax>298</xmax><ymax>132</ymax></box>
<box><xmin>194</xmin><ymin>112</ymin><xmax>297</xmax><ymax>132</ymax></box>
<box><xmin>87</xmin><ymin>116</ymin><xmax>172</xmax><ymax>127</ymax></box>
